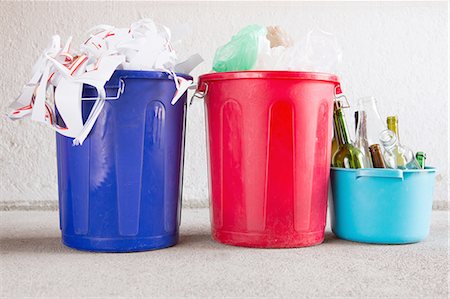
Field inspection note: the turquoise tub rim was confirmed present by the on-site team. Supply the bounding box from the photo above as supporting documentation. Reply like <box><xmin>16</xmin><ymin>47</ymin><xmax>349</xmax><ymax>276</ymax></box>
<box><xmin>330</xmin><ymin>167</ymin><xmax>436</xmax><ymax>174</ymax></box>
<box><xmin>330</xmin><ymin>167</ymin><xmax>436</xmax><ymax>180</ymax></box>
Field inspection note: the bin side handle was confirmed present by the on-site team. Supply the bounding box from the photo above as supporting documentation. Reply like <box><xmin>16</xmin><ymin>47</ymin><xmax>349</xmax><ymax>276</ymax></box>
<box><xmin>334</xmin><ymin>84</ymin><xmax>350</xmax><ymax>109</ymax></box>
<box><xmin>356</xmin><ymin>169</ymin><xmax>404</xmax><ymax>180</ymax></box>
<box><xmin>81</xmin><ymin>78</ymin><xmax>125</xmax><ymax>101</ymax></box>
<box><xmin>189</xmin><ymin>82</ymin><xmax>208</xmax><ymax>105</ymax></box>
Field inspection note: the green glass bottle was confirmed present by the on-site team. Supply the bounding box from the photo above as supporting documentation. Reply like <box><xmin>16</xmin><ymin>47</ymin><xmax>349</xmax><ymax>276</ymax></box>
<box><xmin>331</xmin><ymin>100</ymin><xmax>344</xmax><ymax>163</ymax></box>
<box><xmin>416</xmin><ymin>152</ymin><xmax>426</xmax><ymax>169</ymax></box>
<box><xmin>332</xmin><ymin>108</ymin><xmax>366</xmax><ymax>169</ymax></box>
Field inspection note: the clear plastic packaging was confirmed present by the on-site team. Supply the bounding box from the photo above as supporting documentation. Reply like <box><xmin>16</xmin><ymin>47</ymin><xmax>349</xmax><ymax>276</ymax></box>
<box><xmin>213</xmin><ymin>26</ymin><xmax>342</xmax><ymax>74</ymax></box>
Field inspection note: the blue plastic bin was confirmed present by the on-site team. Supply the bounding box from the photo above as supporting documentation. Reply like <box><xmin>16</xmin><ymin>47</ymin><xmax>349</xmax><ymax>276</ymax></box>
<box><xmin>56</xmin><ymin>70</ymin><xmax>191</xmax><ymax>252</ymax></box>
<box><xmin>330</xmin><ymin>167</ymin><xmax>436</xmax><ymax>244</ymax></box>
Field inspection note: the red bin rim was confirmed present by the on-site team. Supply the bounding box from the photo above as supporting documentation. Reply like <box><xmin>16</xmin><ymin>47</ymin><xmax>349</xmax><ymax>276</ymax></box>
<box><xmin>198</xmin><ymin>70</ymin><xmax>340</xmax><ymax>92</ymax></box>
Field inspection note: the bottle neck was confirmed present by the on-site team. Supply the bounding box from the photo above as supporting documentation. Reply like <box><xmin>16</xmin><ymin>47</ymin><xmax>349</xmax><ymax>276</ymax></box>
<box><xmin>416</xmin><ymin>152</ymin><xmax>426</xmax><ymax>168</ymax></box>
<box><xmin>387</xmin><ymin>116</ymin><xmax>399</xmax><ymax>141</ymax></box>
<box><xmin>333</xmin><ymin>123</ymin><xmax>343</xmax><ymax>147</ymax></box>
<box><xmin>355</xmin><ymin>111</ymin><xmax>368</xmax><ymax>140</ymax></box>
<box><xmin>358</xmin><ymin>97</ymin><xmax>386</xmax><ymax>140</ymax></box>
<box><xmin>335</xmin><ymin>109</ymin><xmax>351</xmax><ymax>145</ymax></box>
<box><xmin>379</xmin><ymin>129</ymin><xmax>398</xmax><ymax>152</ymax></box>
<box><xmin>369</xmin><ymin>144</ymin><xmax>386</xmax><ymax>168</ymax></box>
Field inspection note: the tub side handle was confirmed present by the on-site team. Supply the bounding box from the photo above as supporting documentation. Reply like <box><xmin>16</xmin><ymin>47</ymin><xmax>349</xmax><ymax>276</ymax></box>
<box><xmin>356</xmin><ymin>169</ymin><xmax>404</xmax><ymax>180</ymax></box>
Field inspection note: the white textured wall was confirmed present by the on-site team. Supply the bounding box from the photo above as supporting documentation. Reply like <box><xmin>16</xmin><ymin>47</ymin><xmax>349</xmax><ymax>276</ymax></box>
<box><xmin>0</xmin><ymin>1</ymin><xmax>448</xmax><ymax>209</ymax></box>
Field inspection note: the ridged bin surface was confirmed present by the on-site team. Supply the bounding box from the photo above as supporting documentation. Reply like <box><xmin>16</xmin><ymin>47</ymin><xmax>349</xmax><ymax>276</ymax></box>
<box><xmin>330</xmin><ymin>167</ymin><xmax>436</xmax><ymax>244</ymax></box>
<box><xmin>199</xmin><ymin>71</ymin><xmax>339</xmax><ymax>248</ymax></box>
<box><xmin>56</xmin><ymin>70</ymin><xmax>190</xmax><ymax>252</ymax></box>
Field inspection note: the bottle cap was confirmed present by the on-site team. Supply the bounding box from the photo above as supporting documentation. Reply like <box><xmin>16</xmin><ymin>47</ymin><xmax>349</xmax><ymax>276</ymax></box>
<box><xmin>387</xmin><ymin>115</ymin><xmax>398</xmax><ymax>125</ymax></box>
<box><xmin>369</xmin><ymin>144</ymin><xmax>382</xmax><ymax>153</ymax></box>
<box><xmin>416</xmin><ymin>151</ymin><xmax>426</xmax><ymax>157</ymax></box>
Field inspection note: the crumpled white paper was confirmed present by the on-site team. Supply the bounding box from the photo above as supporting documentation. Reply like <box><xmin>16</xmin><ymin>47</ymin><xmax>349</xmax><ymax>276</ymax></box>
<box><xmin>8</xmin><ymin>18</ymin><xmax>203</xmax><ymax>145</ymax></box>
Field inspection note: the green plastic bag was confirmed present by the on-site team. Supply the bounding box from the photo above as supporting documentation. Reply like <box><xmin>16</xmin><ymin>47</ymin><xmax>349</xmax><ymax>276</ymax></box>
<box><xmin>212</xmin><ymin>25</ymin><xmax>267</xmax><ymax>72</ymax></box>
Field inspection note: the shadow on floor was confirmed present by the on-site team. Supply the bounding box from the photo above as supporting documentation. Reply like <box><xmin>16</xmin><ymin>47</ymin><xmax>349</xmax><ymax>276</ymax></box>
<box><xmin>0</xmin><ymin>232</ymin><xmax>346</xmax><ymax>254</ymax></box>
<box><xmin>177</xmin><ymin>232</ymin><xmax>219</xmax><ymax>249</ymax></box>
<box><xmin>324</xmin><ymin>231</ymin><xmax>339</xmax><ymax>243</ymax></box>
<box><xmin>0</xmin><ymin>236</ymin><xmax>75</xmax><ymax>254</ymax></box>
<box><xmin>177</xmin><ymin>230</ymin><xmax>345</xmax><ymax>250</ymax></box>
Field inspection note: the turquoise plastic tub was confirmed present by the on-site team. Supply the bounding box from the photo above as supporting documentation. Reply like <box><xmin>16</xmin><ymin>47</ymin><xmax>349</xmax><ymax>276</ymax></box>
<box><xmin>330</xmin><ymin>167</ymin><xmax>436</xmax><ymax>244</ymax></box>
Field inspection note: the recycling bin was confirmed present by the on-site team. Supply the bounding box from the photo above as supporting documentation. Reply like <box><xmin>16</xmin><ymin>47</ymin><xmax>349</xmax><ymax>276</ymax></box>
<box><xmin>56</xmin><ymin>70</ymin><xmax>190</xmax><ymax>252</ymax></box>
<box><xmin>330</xmin><ymin>167</ymin><xmax>437</xmax><ymax>244</ymax></box>
<box><xmin>198</xmin><ymin>71</ymin><xmax>340</xmax><ymax>248</ymax></box>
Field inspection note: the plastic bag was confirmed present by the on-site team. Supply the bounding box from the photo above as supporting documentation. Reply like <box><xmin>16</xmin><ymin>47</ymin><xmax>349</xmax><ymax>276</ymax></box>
<box><xmin>212</xmin><ymin>25</ymin><xmax>267</xmax><ymax>72</ymax></box>
<box><xmin>254</xmin><ymin>39</ymin><xmax>295</xmax><ymax>70</ymax></box>
<box><xmin>213</xmin><ymin>26</ymin><xmax>342</xmax><ymax>74</ymax></box>
<box><xmin>266</xmin><ymin>26</ymin><xmax>293</xmax><ymax>48</ymax></box>
<box><xmin>292</xmin><ymin>29</ymin><xmax>342</xmax><ymax>74</ymax></box>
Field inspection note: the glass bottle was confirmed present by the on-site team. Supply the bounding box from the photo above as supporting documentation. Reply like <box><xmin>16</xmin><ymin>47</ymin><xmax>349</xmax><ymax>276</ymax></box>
<box><xmin>331</xmin><ymin>129</ymin><xmax>339</xmax><ymax>163</ymax></box>
<box><xmin>354</xmin><ymin>111</ymin><xmax>373</xmax><ymax>167</ymax></box>
<box><xmin>332</xmin><ymin>108</ymin><xmax>366</xmax><ymax>169</ymax></box>
<box><xmin>356</xmin><ymin>97</ymin><xmax>387</xmax><ymax>147</ymax></box>
<box><xmin>331</xmin><ymin>100</ymin><xmax>343</xmax><ymax>163</ymax></box>
<box><xmin>385</xmin><ymin>115</ymin><xmax>402</xmax><ymax>168</ymax></box>
<box><xmin>387</xmin><ymin>116</ymin><xmax>399</xmax><ymax>141</ymax></box>
<box><xmin>416</xmin><ymin>152</ymin><xmax>426</xmax><ymax>169</ymax></box>
<box><xmin>379</xmin><ymin>129</ymin><xmax>420</xmax><ymax>169</ymax></box>
<box><xmin>385</xmin><ymin>115</ymin><xmax>421</xmax><ymax>169</ymax></box>
<box><xmin>369</xmin><ymin>144</ymin><xmax>386</xmax><ymax>168</ymax></box>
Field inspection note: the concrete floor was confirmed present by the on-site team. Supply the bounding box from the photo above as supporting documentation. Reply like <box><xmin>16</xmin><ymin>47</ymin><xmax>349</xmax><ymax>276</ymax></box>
<box><xmin>0</xmin><ymin>209</ymin><xmax>448</xmax><ymax>298</ymax></box>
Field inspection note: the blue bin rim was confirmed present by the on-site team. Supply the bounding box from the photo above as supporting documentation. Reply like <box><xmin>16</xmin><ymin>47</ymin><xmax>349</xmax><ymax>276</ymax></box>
<box><xmin>111</xmin><ymin>70</ymin><xmax>193</xmax><ymax>81</ymax></box>
<box><xmin>83</xmin><ymin>70</ymin><xmax>193</xmax><ymax>90</ymax></box>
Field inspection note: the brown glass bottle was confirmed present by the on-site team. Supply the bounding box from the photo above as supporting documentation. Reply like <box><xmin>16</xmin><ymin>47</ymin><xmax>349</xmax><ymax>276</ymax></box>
<box><xmin>369</xmin><ymin>144</ymin><xmax>386</xmax><ymax>168</ymax></box>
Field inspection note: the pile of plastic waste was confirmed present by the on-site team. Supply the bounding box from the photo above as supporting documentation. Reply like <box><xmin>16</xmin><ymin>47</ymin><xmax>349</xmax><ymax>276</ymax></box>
<box><xmin>212</xmin><ymin>24</ymin><xmax>342</xmax><ymax>74</ymax></box>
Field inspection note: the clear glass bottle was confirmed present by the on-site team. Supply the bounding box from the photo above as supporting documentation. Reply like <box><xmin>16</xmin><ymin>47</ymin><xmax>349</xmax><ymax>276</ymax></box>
<box><xmin>332</xmin><ymin>108</ymin><xmax>366</xmax><ymax>169</ymax></box>
<box><xmin>379</xmin><ymin>129</ymin><xmax>420</xmax><ymax>169</ymax></box>
<box><xmin>385</xmin><ymin>115</ymin><xmax>421</xmax><ymax>169</ymax></box>
<box><xmin>356</xmin><ymin>97</ymin><xmax>387</xmax><ymax>148</ymax></box>
<box><xmin>354</xmin><ymin>111</ymin><xmax>373</xmax><ymax>168</ymax></box>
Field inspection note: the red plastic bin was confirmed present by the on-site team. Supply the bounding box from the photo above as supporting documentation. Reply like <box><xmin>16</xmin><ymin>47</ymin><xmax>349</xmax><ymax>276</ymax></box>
<box><xmin>198</xmin><ymin>71</ymin><xmax>340</xmax><ymax>248</ymax></box>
